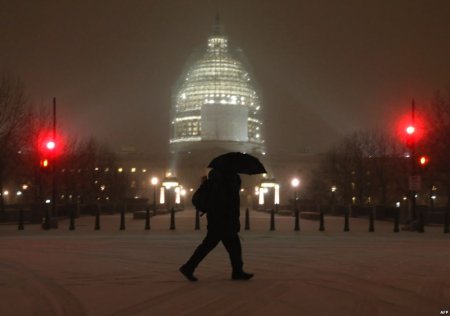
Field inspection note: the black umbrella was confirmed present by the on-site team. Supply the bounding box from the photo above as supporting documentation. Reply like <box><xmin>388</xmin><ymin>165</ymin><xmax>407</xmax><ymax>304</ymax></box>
<box><xmin>208</xmin><ymin>152</ymin><xmax>267</xmax><ymax>175</ymax></box>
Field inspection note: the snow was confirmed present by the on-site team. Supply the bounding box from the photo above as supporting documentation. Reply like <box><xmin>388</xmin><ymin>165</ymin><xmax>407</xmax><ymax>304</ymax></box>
<box><xmin>0</xmin><ymin>209</ymin><xmax>449</xmax><ymax>316</ymax></box>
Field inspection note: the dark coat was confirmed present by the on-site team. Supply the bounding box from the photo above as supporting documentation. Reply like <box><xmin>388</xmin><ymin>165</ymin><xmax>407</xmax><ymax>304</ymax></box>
<box><xmin>206</xmin><ymin>169</ymin><xmax>241</xmax><ymax>233</ymax></box>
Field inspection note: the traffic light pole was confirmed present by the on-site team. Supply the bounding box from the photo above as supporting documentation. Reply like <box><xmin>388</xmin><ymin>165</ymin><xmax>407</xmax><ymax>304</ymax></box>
<box><xmin>410</xmin><ymin>147</ymin><xmax>417</xmax><ymax>222</ymax></box>
<box><xmin>51</xmin><ymin>97</ymin><xmax>57</xmax><ymax>226</ymax></box>
<box><xmin>408</xmin><ymin>100</ymin><xmax>417</xmax><ymax>226</ymax></box>
<box><xmin>52</xmin><ymin>97</ymin><xmax>56</xmax><ymax>216</ymax></box>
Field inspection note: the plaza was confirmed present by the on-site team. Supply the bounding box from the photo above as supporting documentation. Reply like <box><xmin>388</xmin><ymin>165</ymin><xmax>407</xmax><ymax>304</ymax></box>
<box><xmin>0</xmin><ymin>209</ymin><xmax>448</xmax><ymax>316</ymax></box>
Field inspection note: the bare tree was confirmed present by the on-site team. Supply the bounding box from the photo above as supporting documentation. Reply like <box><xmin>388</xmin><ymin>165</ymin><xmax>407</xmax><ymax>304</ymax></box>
<box><xmin>358</xmin><ymin>130</ymin><xmax>406</xmax><ymax>207</ymax></box>
<box><xmin>319</xmin><ymin>129</ymin><xmax>406</xmax><ymax>208</ymax></box>
<box><xmin>425</xmin><ymin>89</ymin><xmax>450</xmax><ymax>216</ymax></box>
<box><xmin>58</xmin><ymin>137</ymin><xmax>127</xmax><ymax>208</ymax></box>
<box><xmin>0</xmin><ymin>70</ymin><xmax>28</xmax><ymax>212</ymax></box>
<box><xmin>321</xmin><ymin>141</ymin><xmax>355</xmax><ymax>206</ymax></box>
<box><xmin>20</xmin><ymin>105</ymin><xmax>52</xmax><ymax>204</ymax></box>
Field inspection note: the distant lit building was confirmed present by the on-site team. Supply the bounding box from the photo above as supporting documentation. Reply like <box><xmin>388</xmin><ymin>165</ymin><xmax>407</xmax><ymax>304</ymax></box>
<box><xmin>170</xmin><ymin>16</ymin><xmax>265</xmax><ymax>155</ymax></box>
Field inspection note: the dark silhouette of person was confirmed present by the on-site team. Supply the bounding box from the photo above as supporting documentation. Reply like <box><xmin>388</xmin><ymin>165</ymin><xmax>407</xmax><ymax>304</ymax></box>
<box><xmin>179</xmin><ymin>168</ymin><xmax>254</xmax><ymax>281</ymax></box>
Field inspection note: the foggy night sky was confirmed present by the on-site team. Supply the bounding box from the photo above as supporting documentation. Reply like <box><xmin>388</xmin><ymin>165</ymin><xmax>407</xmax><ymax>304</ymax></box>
<box><xmin>1</xmin><ymin>0</ymin><xmax>449</xmax><ymax>156</ymax></box>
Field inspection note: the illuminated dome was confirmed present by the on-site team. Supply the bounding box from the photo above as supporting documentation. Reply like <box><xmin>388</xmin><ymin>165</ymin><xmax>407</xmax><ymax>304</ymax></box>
<box><xmin>170</xmin><ymin>16</ymin><xmax>265</xmax><ymax>154</ymax></box>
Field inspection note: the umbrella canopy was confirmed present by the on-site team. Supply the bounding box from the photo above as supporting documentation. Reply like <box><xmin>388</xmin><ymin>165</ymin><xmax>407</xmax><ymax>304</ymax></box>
<box><xmin>207</xmin><ymin>152</ymin><xmax>267</xmax><ymax>175</ymax></box>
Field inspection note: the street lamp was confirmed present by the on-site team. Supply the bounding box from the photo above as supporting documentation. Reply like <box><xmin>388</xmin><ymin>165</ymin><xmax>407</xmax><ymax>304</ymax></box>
<box><xmin>150</xmin><ymin>177</ymin><xmax>159</xmax><ymax>214</ymax></box>
<box><xmin>291</xmin><ymin>178</ymin><xmax>300</xmax><ymax>201</ymax></box>
<box><xmin>291</xmin><ymin>178</ymin><xmax>300</xmax><ymax>231</ymax></box>
<box><xmin>328</xmin><ymin>185</ymin><xmax>336</xmax><ymax>213</ymax></box>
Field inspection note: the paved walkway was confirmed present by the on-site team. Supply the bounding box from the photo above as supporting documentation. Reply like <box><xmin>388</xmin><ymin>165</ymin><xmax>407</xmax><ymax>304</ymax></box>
<box><xmin>0</xmin><ymin>209</ymin><xmax>449</xmax><ymax>316</ymax></box>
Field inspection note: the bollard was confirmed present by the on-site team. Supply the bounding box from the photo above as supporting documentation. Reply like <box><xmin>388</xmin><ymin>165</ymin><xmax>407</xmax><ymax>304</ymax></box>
<box><xmin>244</xmin><ymin>208</ymin><xmax>250</xmax><ymax>230</ymax></box>
<box><xmin>195</xmin><ymin>209</ymin><xmax>200</xmax><ymax>230</ymax></box>
<box><xmin>145</xmin><ymin>206</ymin><xmax>151</xmax><ymax>230</ymax></box>
<box><xmin>94</xmin><ymin>205</ymin><xmax>101</xmax><ymax>230</ymax></box>
<box><xmin>269</xmin><ymin>209</ymin><xmax>275</xmax><ymax>231</ymax></box>
<box><xmin>170</xmin><ymin>207</ymin><xmax>176</xmax><ymax>230</ymax></box>
<box><xmin>369</xmin><ymin>207</ymin><xmax>375</xmax><ymax>232</ymax></box>
<box><xmin>319</xmin><ymin>209</ymin><xmax>325</xmax><ymax>231</ymax></box>
<box><xmin>18</xmin><ymin>209</ymin><xmax>24</xmax><ymax>231</ymax></box>
<box><xmin>394</xmin><ymin>208</ymin><xmax>400</xmax><ymax>233</ymax></box>
<box><xmin>344</xmin><ymin>208</ymin><xmax>350</xmax><ymax>232</ymax></box>
<box><xmin>294</xmin><ymin>210</ymin><xmax>300</xmax><ymax>231</ymax></box>
<box><xmin>444</xmin><ymin>210</ymin><xmax>449</xmax><ymax>234</ymax></box>
<box><xmin>69</xmin><ymin>208</ymin><xmax>75</xmax><ymax>231</ymax></box>
<box><xmin>120</xmin><ymin>209</ymin><xmax>126</xmax><ymax>230</ymax></box>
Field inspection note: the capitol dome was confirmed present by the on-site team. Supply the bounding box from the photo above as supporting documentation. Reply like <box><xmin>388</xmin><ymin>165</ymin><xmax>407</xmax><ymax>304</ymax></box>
<box><xmin>170</xmin><ymin>16</ymin><xmax>265</xmax><ymax>154</ymax></box>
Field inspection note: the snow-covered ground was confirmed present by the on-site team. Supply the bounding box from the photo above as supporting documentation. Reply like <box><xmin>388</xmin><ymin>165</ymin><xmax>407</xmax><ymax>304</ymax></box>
<box><xmin>0</xmin><ymin>209</ymin><xmax>449</xmax><ymax>316</ymax></box>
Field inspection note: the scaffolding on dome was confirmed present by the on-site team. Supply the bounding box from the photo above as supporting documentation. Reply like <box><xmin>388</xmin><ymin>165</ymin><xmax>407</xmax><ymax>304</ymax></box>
<box><xmin>170</xmin><ymin>18</ymin><xmax>264</xmax><ymax>154</ymax></box>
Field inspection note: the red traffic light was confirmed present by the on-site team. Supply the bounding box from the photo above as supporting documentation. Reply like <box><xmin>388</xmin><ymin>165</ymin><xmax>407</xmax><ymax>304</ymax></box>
<box><xmin>38</xmin><ymin>135</ymin><xmax>61</xmax><ymax>157</ymax></box>
<box><xmin>46</xmin><ymin>141</ymin><xmax>56</xmax><ymax>150</ymax></box>
<box><xmin>38</xmin><ymin>130</ymin><xmax>64</xmax><ymax>159</ymax></box>
<box><xmin>397</xmin><ymin>111</ymin><xmax>425</xmax><ymax>144</ymax></box>
<box><xmin>406</xmin><ymin>125</ymin><xmax>415</xmax><ymax>135</ymax></box>
<box><xmin>41</xmin><ymin>139</ymin><xmax>56</xmax><ymax>153</ymax></box>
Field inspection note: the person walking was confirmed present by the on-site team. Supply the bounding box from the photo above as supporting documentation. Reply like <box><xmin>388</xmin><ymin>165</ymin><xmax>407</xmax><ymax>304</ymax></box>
<box><xmin>179</xmin><ymin>168</ymin><xmax>254</xmax><ymax>281</ymax></box>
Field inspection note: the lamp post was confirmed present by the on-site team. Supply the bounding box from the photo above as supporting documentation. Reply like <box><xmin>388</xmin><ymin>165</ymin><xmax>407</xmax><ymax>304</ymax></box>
<box><xmin>145</xmin><ymin>176</ymin><xmax>158</xmax><ymax>230</ymax></box>
<box><xmin>162</xmin><ymin>174</ymin><xmax>179</xmax><ymax>230</ymax></box>
<box><xmin>331</xmin><ymin>185</ymin><xmax>337</xmax><ymax>213</ymax></box>
<box><xmin>151</xmin><ymin>177</ymin><xmax>159</xmax><ymax>214</ymax></box>
<box><xmin>291</xmin><ymin>178</ymin><xmax>300</xmax><ymax>231</ymax></box>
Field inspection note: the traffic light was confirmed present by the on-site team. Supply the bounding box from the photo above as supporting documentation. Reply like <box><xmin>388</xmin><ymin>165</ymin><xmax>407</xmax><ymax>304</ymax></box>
<box><xmin>419</xmin><ymin>155</ymin><xmax>429</xmax><ymax>167</ymax></box>
<box><xmin>40</xmin><ymin>139</ymin><xmax>57</xmax><ymax>156</ymax></box>
<box><xmin>45</xmin><ymin>140</ymin><xmax>55</xmax><ymax>151</ymax></box>
<box><xmin>406</xmin><ymin>125</ymin><xmax>415</xmax><ymax>135</ymax></box>
<box><xmin>38</xmin><ymin>136</ymin><xmax>59</xmax><ymax>173</ymax></box>
<box><xmin>405</xmin><ymin>125</ymin><xmax>416</xmax><ymax>148</ymax></box>
<box><xmin>397</xmin><ymin>109</ymin><xmax>424</xmax><ymax>146</ymax></box>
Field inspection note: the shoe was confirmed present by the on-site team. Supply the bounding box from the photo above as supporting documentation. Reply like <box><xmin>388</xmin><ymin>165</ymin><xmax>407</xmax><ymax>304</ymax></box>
<box><xmin>231</xmin><ymin>271</ymin><xmax>254</xmax><ymax>280</ymax></box>
<box><xmin>179</xmin><ymin>265</ymin><xmax>198</xmax><ymax>282</ymax></box>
